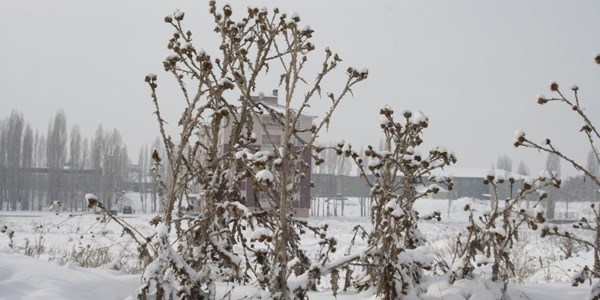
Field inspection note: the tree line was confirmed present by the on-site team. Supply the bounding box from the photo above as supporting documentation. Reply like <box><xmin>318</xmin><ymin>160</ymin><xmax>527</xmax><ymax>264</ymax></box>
<box><xmin>0</xmin><ymin>111</ymin><xmax>133</xmax><ymax>211</ymax></box>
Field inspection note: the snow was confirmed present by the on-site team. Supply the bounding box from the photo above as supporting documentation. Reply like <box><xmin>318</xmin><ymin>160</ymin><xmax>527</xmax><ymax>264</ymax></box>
<box><xmin>165</xmin><ymin>54</ymin><xmax>178</xmax><ymax>61</ymax></box>
<box><xmin>0</xmin><ymin>253</ymin><xmax>139</xmax><ymax>299</ymax></box>
<box><xmin>515</xmin><ymin>130</ymin><xmax>525</xmax><ymax>140</ymax></box>
<box><xmin>145</xmin><ymin>73</ymin><xmax>157</xmax><ymax>80</ymax></box>
<box><xmin>0</xmin><ymin>198</ymin><xmax>597</xmax><ymax>299</ymax></box>
<box><xmin>250</xmin><ymin>227</ymin><xmax>272</xmax><ymax>240</ymax></box>
<box><xmin>84</xmin><ymin>193</ymin><xmax>97</xmax><ymax>201</ymax></box>
<box><xmin>430</xmin><ymin>167</ymin><xmax>525</xmax><ymax>180</ymax></box>
<box><xmin>173</xmin><ymin>9</ymin><xmax>184</xmax><ymax>19</ymax></box>
<box><xmin>539</xmin><ymin>170</ymin><xmax>551</xmax><ymax>180</ymax></box>
<box><xmin>410</xmin><ymin>110</ymin><xmax>428</xmax><ymax>125</ymax></box>
<box><xmin>255</xmin><ymin>169</ymin><xmax>274</xmax><ymax>182</ymax></box>
<box><xmin>218</xmin><ymin>77</ymin><xmax>233</xmax><ymax>86</ymax></box>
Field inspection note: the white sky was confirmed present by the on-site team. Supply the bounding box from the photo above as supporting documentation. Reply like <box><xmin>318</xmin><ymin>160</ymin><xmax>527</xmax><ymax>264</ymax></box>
<box><xmin>1</xmin><ymin>1</ymin><xmax>599</xmax><ymax>177</ymax></box>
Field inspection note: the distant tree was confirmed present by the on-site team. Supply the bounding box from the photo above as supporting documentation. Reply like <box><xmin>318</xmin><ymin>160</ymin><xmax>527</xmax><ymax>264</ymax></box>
<box><xmin>100</xmin><ymin>129</ymin><xmax>129</xmax><ymax>210</ymax></box>
<box><xmin>556</xmin><ymin>175</ymin><xmax>587</xmax><ymax>203</ymax></box>
<box><xmin>46</xmin><ymin>111</ymin><xmax>67</xmax><ymax>204</ymax></box>
<box><xmin>67</xmin><ymin>125</ymin><xmax>83</xmax><ymax>210</ymax></box>
<box><xmin>81</xmin><ymin>138</ymin><xmax>89</xmax><ymax>170</ymax></box>
<box><xmin>6</xmin><ymin>111</ymin><xmax>25</xmax><ymax>210</ymax></box>
<box><xmin>0</xmin><ymin>118</ymin><xmax>8</xmax><ymax>209</ymax></box>
<box><xmin>69</xmin><ymin>125</ymin><xmax>82</xmax><ymax>169</ymax></box>
<box><xmin>137</xmin><ymin>145</ymin><xmax>149</xmax><ymax>213</ymax></box>
<box><xmin>517</xmin><ymin>161</ymin><xmax>532</xmax><ymax>207</ymax></box>
<box><xmin>33</xmin><ymin>131</ymin><xmax>46</xmax><ymax>210</ymax></box>
<box><xmin>517</xmin><ymin>161</ymin><xmax>530</xmax><ymax>176</ymax></box>
<box><xmin>90</xmin><ymin>125</ymin><xmax>105</xmax><ymax>201</ymax></box>
<box><xmin>20</xmin><ymin>125</ymin><xmax>33</xmax><ymax>210</ymax></box>
<box><xmin>91</xmin><ymin>125</ymin><xmax>104</xmax><ymax>170</ymax></box>
<box><xmin>496</xmin><ymin>154</ymin><xmax>513</xmax><ymax>172</ymax></box>
<box><xmin>33</xmin><ymin>130</ymin><xmax>46</xmax><ymax>168</ymax></box>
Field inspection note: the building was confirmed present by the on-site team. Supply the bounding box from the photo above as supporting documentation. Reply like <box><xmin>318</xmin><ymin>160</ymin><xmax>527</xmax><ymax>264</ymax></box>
<box><xmin>428</xmin><ymin>168</ymin><xmax>526</xmax><ymax>200</ymax></box>
<box><xmin>198</xmin><ymin>90</ymin><xmax>315</xmax><ymax>217</ymax></box>
<box><xmin>312</xmin><ymin>168</ymin><xmax>526</xmax><ymax>202</ymax></box>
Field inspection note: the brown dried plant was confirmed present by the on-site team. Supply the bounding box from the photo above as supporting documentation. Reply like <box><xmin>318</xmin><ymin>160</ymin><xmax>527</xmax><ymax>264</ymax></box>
<box><xmin>138</xmin><ymin>2</ymin><xmax>367</xmax><ymax>299</ymax></box>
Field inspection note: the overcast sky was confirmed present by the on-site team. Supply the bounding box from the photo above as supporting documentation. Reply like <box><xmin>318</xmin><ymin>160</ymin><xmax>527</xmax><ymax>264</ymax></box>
<box><xmin>1</xmin><ymin>1</ymin><xmax>599</xmax><ymax>177</ymax></box>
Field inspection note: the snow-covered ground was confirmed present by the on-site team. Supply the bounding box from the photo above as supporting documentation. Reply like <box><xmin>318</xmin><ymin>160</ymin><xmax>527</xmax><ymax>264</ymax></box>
<box><xmin>0</xmin><ymin>197</ymin><xmax>596</xmax><ymax>299</ymax></box>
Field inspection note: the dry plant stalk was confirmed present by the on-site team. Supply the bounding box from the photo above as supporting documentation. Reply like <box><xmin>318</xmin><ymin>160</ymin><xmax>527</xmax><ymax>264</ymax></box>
<box><xmin>334</xmin><ymin>107</ymin><xmax>456</xmax><ymax>299</ymax></box>
<box><xmin>514</xmin><ymin>55</ymin><xmax>600</xmax><ymax>298</ymax></box>
<box><xmin>449</xmin><ymin>170</ymin><xmax>559</xmax><ymax>293</ymax></box>
<box><xmin>138</xmin><ymin>2</ymin><xmax>367</xmax><ymax>299</ymax></box>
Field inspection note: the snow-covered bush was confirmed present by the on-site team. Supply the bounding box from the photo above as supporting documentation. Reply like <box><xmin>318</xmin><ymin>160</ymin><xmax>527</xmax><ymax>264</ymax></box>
<box><xmin>449</xmin><ymin>170</ymin><xmax>559</xmax><ymax>289</ymax></box>
<box><xmin>514</xmin><ymin>53</ymin><xmax>600</xmax><ymax>298</ymax></box>
<box><xmin>134</xmin><ymin>2</ymin><xmax>367</xmax><ymax>299</ymax></box>
<box><xmin>335</xmin><ymin>106</ymin><xmax>456</xmax><ymax>299</ymax></box>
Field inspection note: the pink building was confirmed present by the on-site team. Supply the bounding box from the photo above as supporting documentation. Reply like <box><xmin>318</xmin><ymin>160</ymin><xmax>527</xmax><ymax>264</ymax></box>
<box><xmin>211</xmin><ymin>90</ymin><xmax>315</xmax><ymax>217</ymax></box>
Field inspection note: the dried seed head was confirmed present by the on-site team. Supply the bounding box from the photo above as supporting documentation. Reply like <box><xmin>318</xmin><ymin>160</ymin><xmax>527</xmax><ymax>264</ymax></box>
<box><xmin>537</xmin><ymin>95</ymin><xmax>547</xmax><ymax>105</ymax></box>
<box><xmin>223</xmin><ymin>5</ymin><xmax>232</xmax><ymax>17</ymax></box>
<box><xmin>581</xmin><ymin>124</ymin><xmax>592</xmax><ymax>133</ymax></box>
<box><xmin>549</xmin><ymin>81</ymin><xmax>558</xmax><ymax>91</ymax></box>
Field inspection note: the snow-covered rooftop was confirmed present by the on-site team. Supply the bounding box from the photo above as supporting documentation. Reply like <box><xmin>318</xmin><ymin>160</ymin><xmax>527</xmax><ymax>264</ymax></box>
<box><xmin>429</xmin><ymin>167</ymin><xmax>526</xmax><ymax>180</ymax></box>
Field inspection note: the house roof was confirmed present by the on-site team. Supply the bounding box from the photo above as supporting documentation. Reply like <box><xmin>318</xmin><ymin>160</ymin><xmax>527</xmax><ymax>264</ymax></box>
<box><xmin>253</xmin><ymin>100</ymin><xmax>316</xmax><ymax>119</ymax></box>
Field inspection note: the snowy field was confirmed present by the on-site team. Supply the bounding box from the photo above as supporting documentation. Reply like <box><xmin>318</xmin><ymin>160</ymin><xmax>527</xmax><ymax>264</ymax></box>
<box><xmin>0</xmin><ymin>197</ymin><xmax>596</xmax><ymax>299</ymax></box>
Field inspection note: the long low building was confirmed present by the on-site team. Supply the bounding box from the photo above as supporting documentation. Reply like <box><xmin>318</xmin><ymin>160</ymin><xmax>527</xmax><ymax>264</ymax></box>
<box><xmin>312</xmin><ymin>168</ymin><xmax>526</xmax><ymax>201</ymax></box>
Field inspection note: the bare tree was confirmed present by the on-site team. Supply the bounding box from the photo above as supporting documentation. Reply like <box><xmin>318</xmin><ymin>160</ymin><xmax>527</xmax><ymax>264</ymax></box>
<box><xmin>496</xmin><ymin>154</ymin><xmax>513</xmax><ymax>172</ymax></box>
<box><xmin>0</xmin><ymin>119</ymin><xmax>7</xmax><ymax>209</ymax></box>
<box><xmin>101</xmin><ymin>129</ymin><xmax>129</xmax><ymax>210</ymax></box>
<box><xmin>33</xmin><ymin>131</ymin><xmax>46</xmax><ymax>210</ymax></box>
<box><xmin>46</xmin><ymin>111</ymin><xmax>67</xmax><ymax>205</ymax></box>
<box><xmin>90</xmin><ymin>125</ymin><xmax>105</xmax><ymax>201</ymax></box>
<box><xmin>20</xmin><ymin>125</ymin><xmax>34</xmax><ymax>211</ymax></box>
<box><xmin>138</xmin><ymin>145</ymin><xmax>149</xmax><ymax>213</ymax></box>
<box><xmin>517</xmin><ymin>161</ymin><xmax>532</xmax><ymax>207</ymax></box>
<box><xmin>517</xmin><ymin>161</ymin><xmax>530</xmax><ymax>176</ymax></box>
<box><xmin>67</xmin><ymin>125</ymin><xmax>83</xmax><ymax>210</ymax></box>
<box><xmin>69</xmin><ymin>125</ymin><xmax>82</xmax><ymax>170</ymax></box>
<box><xmin>81</xmin><ymin>138</ymin><xmax>90</xmax><ymax>170</ymax></box>
<box><xmin>6</xmin><ymin>111</ymin><xmax>25</xmax><ymax>210</ymax></box>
